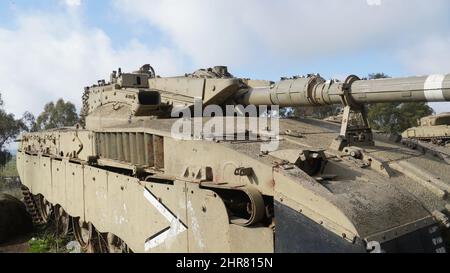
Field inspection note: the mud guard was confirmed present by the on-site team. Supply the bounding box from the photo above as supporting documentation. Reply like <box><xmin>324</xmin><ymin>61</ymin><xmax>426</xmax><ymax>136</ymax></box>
<box><xmin>274</xmin><ymin>201</ymin><xmax>366</xmax><ymax>253</ymax></box>
<box><xmin>275</xmin><ymin>201</ymin><xmax>448</xmax><ymax>253</ymax></box>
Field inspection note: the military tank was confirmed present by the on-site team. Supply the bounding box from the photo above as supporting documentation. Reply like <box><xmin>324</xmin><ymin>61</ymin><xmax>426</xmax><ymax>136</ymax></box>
<box><xmin>401</xmin><ymin>113</ymin><xmax>450</xmax><ymax>165</ymax></box>
<box><xmin>323</xmin><ymin>113</ymin><xmax>343</xmax><ymax>124</ymax></box>
<box><xmin>402</xmin><ymin>113</ymin><xmax>450</xmax><ymax>145</ymax></box>
<box><xmin>17</xmin><ymin>65</ymin><xmax>450</xmax><ymax>253</ymax></box>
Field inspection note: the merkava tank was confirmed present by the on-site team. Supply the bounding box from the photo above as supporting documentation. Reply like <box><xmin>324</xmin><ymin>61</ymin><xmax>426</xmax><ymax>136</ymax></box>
<box><xmin>402</xmin><ymin>113</ymin><xmax>450</xmax><ymax>145</ymax></box>
<box><xmin>401</xmin><ymin>113</ymin><xmax>450</xmax><ymax>165</ymax></box>
<box><xmin>323</xmin><ymin>113</ymin><xmax>344</xmax><ymax>124</ymax></box>
<box><xmin>16</xmin><ymin>65</ymin><xmax>450</xmax><ymax>253</ymax></box>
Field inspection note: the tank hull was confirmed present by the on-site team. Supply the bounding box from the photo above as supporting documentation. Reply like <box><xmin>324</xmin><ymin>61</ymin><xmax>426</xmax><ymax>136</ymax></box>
<box><xmin>403</xmin><ymin>125</ymin><xmax>450</xmax><ymax>144</ymax></box>
<box><xmin>16</xmin><ymin>117</ymin><xmax>450</xmax><ymax>253</ymax></box>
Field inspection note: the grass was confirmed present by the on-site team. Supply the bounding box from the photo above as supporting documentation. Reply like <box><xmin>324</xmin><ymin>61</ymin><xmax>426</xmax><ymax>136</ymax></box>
<box><xmin>0</xmin><ymin>158</ymin><xmax>22</xmax><ymax>199</ymax></box>
<box><xmin>28</xmin><ymin>236</ymin><xmax>66</xmax><ymax>253</ymax></box>
<box><xmin>29</xmin><ymin>238</ymin><xmax>53</xmax><ymax>253</ymax></box>
<box><xmin>28</xmin><ymin>225</ymin><xmax>74</xmax><ymax>253</ymax></box>
<box><xmin>0</xmin><ymin>158</ymin><xmax>18</xmax><ymax>177</ymax></box>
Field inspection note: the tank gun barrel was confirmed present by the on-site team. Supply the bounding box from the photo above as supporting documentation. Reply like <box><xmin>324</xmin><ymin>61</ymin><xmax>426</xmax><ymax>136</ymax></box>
<box><xmin>236</xmin><ymin>74</ymin><xmax>450</xmax><ymax>107</ymax></box>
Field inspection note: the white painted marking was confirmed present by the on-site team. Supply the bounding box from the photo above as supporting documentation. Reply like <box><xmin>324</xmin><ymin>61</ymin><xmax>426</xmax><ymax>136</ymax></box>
<box><xmin>436</xmin><ymin>247</ymin><xmax>447</xmax><ymax>253</ymax></box>
<box><xmin>143</xmin><ymin>188</ymin><xmax>187</xmax><ymax>251</ymax></box>
<box><xmin>187</xmin><ymin>200</ymin><xmax>205</xmax><ymax>249</ymax></box>
<box><xmin>366</xmin><ymin>241</ymin><xmax>383</xmax><ymax>253</ymax></box>
<box><xmin>429</xmin><ymin>226</ymin><xmax>439</xmax><ymax>234</ymax></box>
<box><xmin>424</xmin><ymin>74</ymin><xmax>445</xmax><ymax>101</ymax></box>
<box><xmin>432</xmin><ymin>237</ymin><xmax>444</xmax><ymax>246</ymax></box>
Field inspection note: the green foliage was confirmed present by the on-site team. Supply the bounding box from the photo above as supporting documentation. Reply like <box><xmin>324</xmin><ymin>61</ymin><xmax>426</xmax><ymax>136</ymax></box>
<box><xmin>0</xmin><ymin>93</ymin><xmax>25</xmax><ymax>168</ymax></box>
<box><xmin>368</xmin><ymin>102</ymin><xmax>434</xmax><ymax>134</ymax></box>
<box><xmin>288</xmin><ymin>105</ymin><xmax>342</xmax><ymax>119</ymax></box>
<box><xmin>301</xmin><ymin>105</ymin><xmax>341</xmax><ymax>119</ymax></box>
<box><xmin>28</xmin><ymin>236</ymin><xmax>65</xmax><ymax>253</ymax></box>
<box><xmin>28</xmin><ymin>227</ymin><xmax>72</xmax><ymax>253</ymax></box>
<box><xmin>366</xmin><ymin>73</ymin><xmax>434</xmax><ymax>134</ymax></box>
<box><xmin>28</xmin><ymin>238</ymin><xmax>52</xmax><ymax>253</ymax></box>
<box><xmin>367</xmin><ymin>72</ymin><xmax>390</xmax><ymax>80</ymax></box>
<box><xmin>35</xmin><ymin>99</ymin><xmax>79</xmax><ymax>130</ymax></box>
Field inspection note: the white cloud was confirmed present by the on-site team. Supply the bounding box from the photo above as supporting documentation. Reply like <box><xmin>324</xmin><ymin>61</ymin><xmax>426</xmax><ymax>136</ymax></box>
<box><xmin>399</xmin><ymin>36</ymin><xmax>450</xmax><ymax>75</ymax></box>
<box><xmin>114</xmin><ymin>0</ymin><xmax>449</xmax><ymax>67</ymax></box>
<box><xmin>64</xmin><ymin>0</ymin><xmax>82</xmax><ymax>8</ymax></box>
<box><xmin>0</xmin><ymin>11</ymin><xmax>182</xmax><ymax>117</ymax></box>
<box><xmin>366</xmin><ymin>0</ymin><xmax>382</xmax><ymax>6</ymax></box>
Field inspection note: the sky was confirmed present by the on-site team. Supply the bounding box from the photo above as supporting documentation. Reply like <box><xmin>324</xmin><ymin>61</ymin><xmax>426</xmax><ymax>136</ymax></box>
<box><xmin>0</xmin><ymin>0</ymin><xmax>449</xmax><ymax>118</ymax></box>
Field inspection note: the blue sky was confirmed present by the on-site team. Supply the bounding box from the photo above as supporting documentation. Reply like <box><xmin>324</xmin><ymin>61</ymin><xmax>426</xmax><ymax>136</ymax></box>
<box><xmin>0</xmin><ymin>0</ymin><xmax>449</xmax><ymax>118</ymax></box>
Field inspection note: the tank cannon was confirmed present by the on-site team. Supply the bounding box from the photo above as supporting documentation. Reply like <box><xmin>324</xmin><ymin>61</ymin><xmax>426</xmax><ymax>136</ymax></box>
<box><xmin>236</xmin><ymin>73</ymin><xmax>450</xmax><ymax>149</ymax></box>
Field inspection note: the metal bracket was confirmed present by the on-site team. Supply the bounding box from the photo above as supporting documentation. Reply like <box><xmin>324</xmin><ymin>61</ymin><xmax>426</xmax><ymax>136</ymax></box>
<box><xmin>330</xmin><ymin>75</ymin><xmax>375</xmax><ymax>151</ymax></box>
<box><xmin>234</xmin><ymin>167</ymin><xmax>254</xmax><ymax>177</ymax></box>
<box><xmin>182</xmin><ymin>166</ymin><xmax>213</xmax><ymax>182</ymax></box>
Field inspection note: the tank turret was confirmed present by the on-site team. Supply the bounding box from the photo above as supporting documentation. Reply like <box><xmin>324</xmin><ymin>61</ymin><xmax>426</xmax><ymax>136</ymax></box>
<box><xmin>83</xmin><ymin>65</ymin><xmax>450</xmax><ymax>150</ymax></box>
<box><xmin>420</xmin><ymin>112</ymin><xmax>450</xmax><ymax>127</ymax></box>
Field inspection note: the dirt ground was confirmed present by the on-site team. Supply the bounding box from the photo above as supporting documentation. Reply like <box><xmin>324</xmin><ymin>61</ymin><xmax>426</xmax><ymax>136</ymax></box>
<box><xmin>1</xmin><ymin>161</ymin><xmax>74</xmax><ymax>253</ymax></box>
<box><xmin>0</xmin><ymin>235</ymin><xmax>31</xmax><ymax>253</ymax></box>
<box><xmin>0</xmin><ymin>177</ymin><xmax>22</xmax><ymax>200</ymax></box>
<box><xmin>0</xmin><ymin>170</ymin><xmax>31</xmax><ymax>253</ymax></box>
<box><xmin>0</xmin><ymin>186</ymin><xmax>32</xmax><ymax>253</ymax></box>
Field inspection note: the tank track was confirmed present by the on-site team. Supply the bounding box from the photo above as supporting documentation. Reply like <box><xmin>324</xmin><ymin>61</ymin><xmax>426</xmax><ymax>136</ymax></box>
<box><xmin>412</xmin><ymin>136</ymin><xmax>450</xmax><ymax>145</ymax></box>
<box><xmin>21</xmin><ymin>186</ymin><xmax>46</xmax><ymax>228</ymax></box>
<box><xmin>402</xmin><ymin>139</ymin><xmax>450</xmax><ymax>164</ymax></box>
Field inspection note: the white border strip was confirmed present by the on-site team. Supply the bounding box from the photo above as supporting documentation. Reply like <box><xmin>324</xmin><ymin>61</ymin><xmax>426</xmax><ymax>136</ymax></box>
<box><xmin>424</xmin><ymin>74</ymin><xmax>445</xmax><ymax>102</ymax></box>
<box><xmin>143</xmin><ymin>188</ymin><xmax>187</xmax><ymax>251</ymax></box>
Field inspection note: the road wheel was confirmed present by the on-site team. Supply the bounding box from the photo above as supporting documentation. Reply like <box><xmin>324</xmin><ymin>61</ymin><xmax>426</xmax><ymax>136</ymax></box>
<box><xmin>73</xmin><ymin>218</ymin><xmax>95</xmax><ymax>253</ymax></box>
<box><xmin>54</xmin><ymin>205</ymin><xmax>72</xmax><ymax>237</ymax></box>
<box><xmin>34</xmin><ymin>195</ymin><xmax>53</xmax><ymax>225</ymax></box>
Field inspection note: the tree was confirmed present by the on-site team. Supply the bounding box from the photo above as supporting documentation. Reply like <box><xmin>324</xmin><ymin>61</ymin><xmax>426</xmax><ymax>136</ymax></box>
<box><xmin>21</xmin><ymin>111</ymin><xmax>38</xmax><ymax>133</ymax></box>
<box><xmin>285</xmin><ymin>105</ymin><xmax>342</xmax><ymax>119</ymax></box>
<box><xmin>0</xmin><ymin>93</ymin><xmax>25</xmax><ymax>168</ymax></box>
<box><xmin>294</xmin><ymin>105</ymin><xmax>342</xmax><ymax>119</ymax></box>
<box><xmin>367</xmin><ymin>73</ymin><xmax>434</xmax><ymax>134</ymax></box>
<box><xmin>35</xmin><ymin>99</ymin><xmax>79</xmax><ymax>130</ymax></box>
